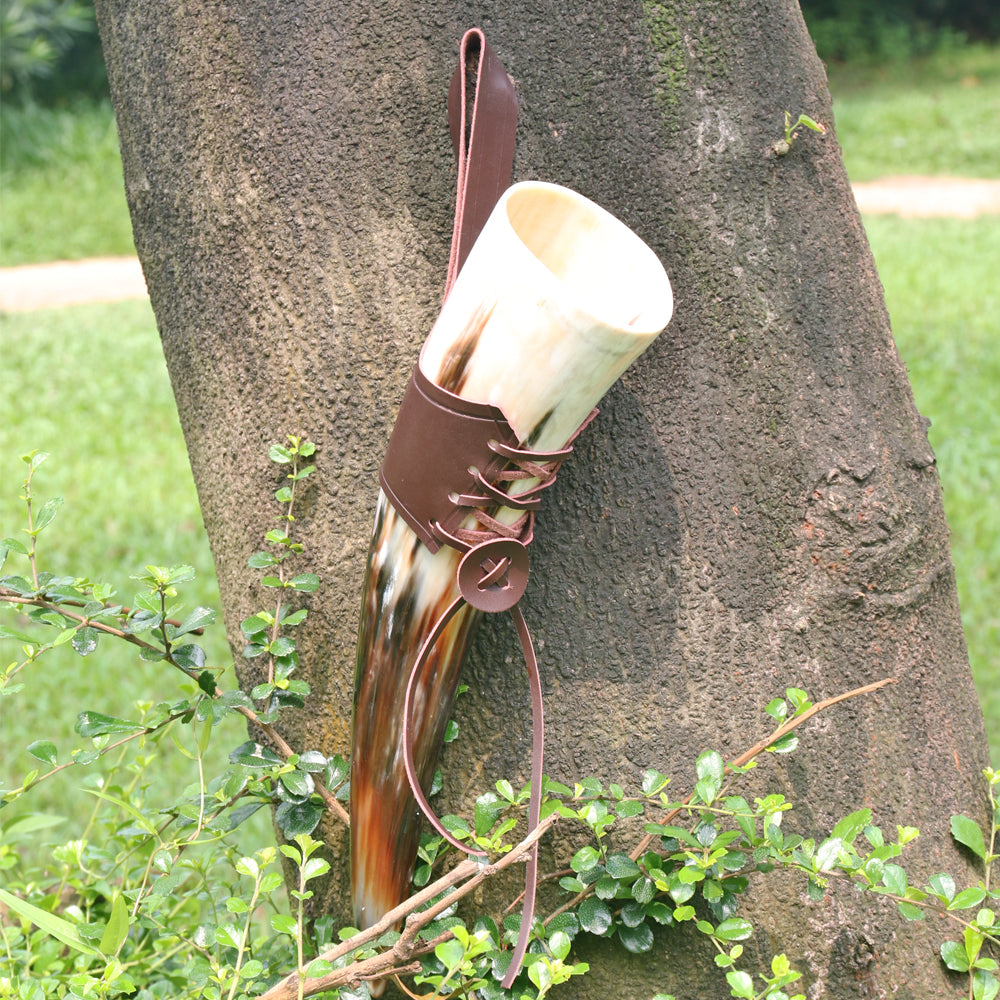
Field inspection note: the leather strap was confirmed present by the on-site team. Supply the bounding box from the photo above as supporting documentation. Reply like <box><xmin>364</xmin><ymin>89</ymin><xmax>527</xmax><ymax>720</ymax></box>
<box><xmin>445</xmin><ymin>28</ymin><xmax>518</xmax><ymax>295</ymax></box>
<box><xmin>401</xmin><ymin>594</ymin><xmax>543</xmax><ymax>989</ymax></box>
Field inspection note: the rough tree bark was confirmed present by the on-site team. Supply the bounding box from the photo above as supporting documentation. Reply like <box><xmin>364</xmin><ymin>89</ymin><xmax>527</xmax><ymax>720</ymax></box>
<box><xmin>96</xmin><ymin>1</ymin><xmax>992</xmax><ymax>997</ymax></box>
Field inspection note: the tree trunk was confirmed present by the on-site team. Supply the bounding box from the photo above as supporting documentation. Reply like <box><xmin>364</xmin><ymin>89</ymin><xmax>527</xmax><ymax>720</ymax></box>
<box><xmin>96</xmin><ymin>1</ymin><xmax>991</xmax><ymax>996</ymax></box>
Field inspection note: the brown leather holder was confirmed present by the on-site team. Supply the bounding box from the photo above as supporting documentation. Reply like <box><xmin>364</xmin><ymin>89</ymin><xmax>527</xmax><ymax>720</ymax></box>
<box><xmin>378</xmin><ymin>364</ymin><xmax>520</xmax><ymax>554</ymax></box>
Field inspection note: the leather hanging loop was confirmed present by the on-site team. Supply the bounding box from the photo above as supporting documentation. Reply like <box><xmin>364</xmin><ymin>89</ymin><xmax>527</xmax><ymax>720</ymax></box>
<box><xmin>445</xmin><ymin>28</ymin><xmax>518</xmax><ymax>296</ymax></box>
<box><xmin>392</xmin><ymin>29</ymin><xmax>550</xmax><ymax>992</ymax></box>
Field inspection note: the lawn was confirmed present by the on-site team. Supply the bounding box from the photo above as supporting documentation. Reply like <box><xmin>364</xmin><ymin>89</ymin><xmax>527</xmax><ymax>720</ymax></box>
<box><xmin>826</xmin><ymin>42</ymin><xmax>1000</xmax><ymax>180</ymax></box>
<box><xmin>0</xmin><ymin>101</ymin><xmax>135</xmax><ymax>265</ymax></box>
<box><xmin>1</xmin><ymin>42</ymin><xmax>998</xmax><ymax>844</ymax></box>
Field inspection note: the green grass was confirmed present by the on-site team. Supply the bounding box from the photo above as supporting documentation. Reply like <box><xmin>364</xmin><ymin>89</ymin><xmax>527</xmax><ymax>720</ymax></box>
<box><xmin>0</xmin><ymin>100</ymin><xmax>134</xmax><ymax>265</ymax></box>
<box><xmin>827</xmin><ymin>43</ymin><xmax>1000</xmax><ymax>180</ymax></box>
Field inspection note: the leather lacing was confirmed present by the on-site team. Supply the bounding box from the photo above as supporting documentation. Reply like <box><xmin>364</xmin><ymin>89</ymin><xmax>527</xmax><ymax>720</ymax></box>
<box><xmin>432</xmin><ymin>437</ymin><xmax>576</xmax><ymax>549</ymax></box>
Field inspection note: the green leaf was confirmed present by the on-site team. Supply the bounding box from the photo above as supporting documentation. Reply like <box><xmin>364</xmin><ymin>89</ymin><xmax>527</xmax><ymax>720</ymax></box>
<box><xmin>0</xmin><ymin>575</ymin><xmax>35</xmax><ymax>596</ymax></box>
<box><xmin>99</xmin><ymin>894</ymin><xmax>130</xmax><ymax>955</ymax></box>
<box><xmin>248</xmin><ymin>551</ymin><xmax>279</xmax><ymax>568</ymax></box>
<box><xmin>631</xmin><ymin>877</ymin><xmax>655</xmax><ymax>905</ymax></box>
<box><xmin>436</xmin><ymin>937</ymin><xmax>466</xmax><ymax>969</ymax></box>
<box><xmin>196</xmin><ymin>669</ymin><xmax>217</xmax><ymax>696</ymax></box>
<box><xmin>25</xmin><ymin>740</ymin><xmax>57</xmax><ymax>766</ymax></box>
<box><xmin>814</xmin><ymin>837</ymin><xmax>844</xmax><ymax>872</ymax></box>
<box><xmin>641</xmin><ymin>769</ymin><xmax>670</xmax><ymax>795</ymax></box>
<box><xmin>951</xmin><ymin>814</ymin><xmax>987</xmax><ymax>861</ymax></box>
<box><xmin>548</xmin><ymin>929</ymin><xmax>572</xmax><ymax>961</ymax></box>
<box><xmin>269</xmin><ymin>636</ymin><xmax>296</xmax><ymax>657</ymax></box>
<box><xmin>715</xmin><ymin>918</ymin><xmax>754</xmax><ymax>942</ymax></box>
<box><xmin>658</xmin><ymin>825</ymin><xmax>701</xmax><ymax>848</ymax></box>
<box><xmin>0</xmin><ymin>813</ymin><xmax>65</xmax><ymax>841</ymax></box>
<box><xmin>172</xmin><ymin>606</ymin><xmax>216</xmax><ymax>637</ymax></box>
<box><xmin>882</xmin><ymin>864</ymin><xmax>907</xmax><ymax>895</ymax></box>
<box><xmin>475</xmin><ymin>792</ymin><xmax>503</xmax><ymax>837</ymax></box>
<box><xmin>726</xmin><ymin>969</ymin><xmax>755</xmax><ymax>999</ymax></box>
<box><xmin>269</xmin><ymin>444</ymin><xmax>293</xmax><ymax>464</ymax></box>
<box><xmin>928</xmin><ymin>873</ymin><xmax>956</xmax><ymax>902</ymax></box>
<box><xmin>594</xmin><ymin>875</ymin><xmax>619</xmax><ymax>900</ymax></box>
<box><xmin>974</xmin><ymin>970</ymin><xmax>999</xmax><ymax>1000</ymax></box>
<box><xmin>765</xmin><ymin>697</ymin><xmax>787</xmax><ymax>721</ymax></box>
<box><xmin>272</xmin><ymin>914</ymin><xmax>298</xmax><ymax>936</ymax></box>
<box><xmin>260</xmin><ymin>871</ymin><xmax>284</xmax><ymax>894</ymax></box>
<box><xmin>288</xmin><ymin>573</ymin><xmax>320</xmax><ymax>592</ymax></box>
<box><xmin>241</xmin><ymin>614</ymin><xmax>271</xmax><ymax>635</ymax></box>
<box><xmin>279</xmin><ymin>770</ymin><xmax>315</xmax><ymax>800</ymax></box>
<box><xmin>302</xmin><ymin>857</ymin><xmax>331</xmax><ymax>881</ymax></box>
<box><xmin>948</xmin><ymin>887</ymin><xmax>987</xmax><ymax>910</ymax></box>
<box><xmin>75</xmin><ymin>711</ymin><xmax>141</xmax><ymax>737</ymax></box>
<box><xmin>0</xmin><ymin>623</ymin><xmax>36</xmax><ymax>643</ymax></box>
<box><xmin>832</xmin><ymin>808</ymin><xmax>873</xmax><ymax>844</ymax></box>
<box><xmin>275</xmin><ymin>800</ymin><xmax>324</xmax><ymax>838</ymax></box>
<box><xmin>617</xmin><ymin>921</ymin><xmax>653</xmax><ymax>953</ymax></box>
<box><xmin>0</xmin><ymin>886</ymin><xmax>101</xmax><ymax>957</ymax></box>
<box><xmin>296</xmin><ymin>750</ymin><xmax>328</xmax><ymax>772</ymax></box>
<box><xmin>215</xmin><ymin>923</ymin><xmax>243</xmax><ymax>949</ymax></box>
<box><xmin>615</xmin><ymin>799</ymin><xmax>644</xmax><ymax>818</ymax></box>
<box><xmin>173</xmin><ymin>644</ymin><xmax>207</xmax><ymax>670</ymax></box>
<box><xmin>229</xmin><ymin>740</ymin><xmax>283</xmax><ymax>768</ymax></box>
<box><xmin>941</xmin><ymin>939</ymin><xmax>971</xmax><ymax>972</ymax></box>
<box><xmin>696</xmin><ymin>750</ymin><xmax>724</xmax><ymax>787</ymax></box>
<box><xmin>71</xmin><ymin>626</ymin><xmax>99</xmax><ymax>656</ymax></box>
<box><xmin>767</xmin><ymin>732</ymin><xmax>799</xmax><ymax>754</ymax></box>
<box><xmin>646</xmin><ymin>901</ymin><xmax>673</xmax><ymax>925</ymax></box>
<box><xmin>605</xmin><ymin>853</ymin><xmax>640</xmax><ymax>879</ymax></box>
<box><xmin>897</xmin><ymin>901</ymin><xmax>925</xmax><ymax>920</ymax></box>
<box><xmin>577</xmin><ymin>897</ymin><xmax>612</xmax><ymax>935</ymax></box>
<box><xmin>570</xmin><ymin>846</ymin><xmax>600</xmax><ymax>873</ymax></box>
<box><xmin>1</xmin><ymin>537</ymin><xmax>29</xmax><ymax>557</ymax></box>
<box><xmin>33</xmin><ymin>497</ymin><xmax>64</xmax><ymax>533</ymax></box>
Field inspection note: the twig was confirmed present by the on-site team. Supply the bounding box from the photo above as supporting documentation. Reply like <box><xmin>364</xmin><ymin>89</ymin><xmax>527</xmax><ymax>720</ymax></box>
<box><xmin>632</xmin><ymin>676</ymin><xmax>897</xmax><ymax>858</ymax></box>
<box><xmin>0</xmin><ymin>587</ymin><xmax>351</xmax><ymax>827</ymax></box>
<box><xmin>545</xmin><ymin>676</ymin><xmax>897</xmax><ymax>924</ymax></box>
<box><xmin>258</xmin><ymin>813</ymin><xmax>558</xmax><ymax>1000</ymax></box>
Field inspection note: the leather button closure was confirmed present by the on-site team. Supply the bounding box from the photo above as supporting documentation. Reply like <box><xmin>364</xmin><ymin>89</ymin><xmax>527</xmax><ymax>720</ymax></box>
<box><xmin>458</xmin><ymin>537</ymin><xmax>529</xmax><ymax>612</ymax></box>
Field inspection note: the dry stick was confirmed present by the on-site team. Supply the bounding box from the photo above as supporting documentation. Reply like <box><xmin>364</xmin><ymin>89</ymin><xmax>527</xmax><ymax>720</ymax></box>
<box><xmin>544</xmin><ymin>676</ymin><xmax>898</xmax><ymax>925</ymax></box>
<box><xmin>258</xmin><ymin>813</ymin><xmax>559</xmax><ymax>1000</ymax></box>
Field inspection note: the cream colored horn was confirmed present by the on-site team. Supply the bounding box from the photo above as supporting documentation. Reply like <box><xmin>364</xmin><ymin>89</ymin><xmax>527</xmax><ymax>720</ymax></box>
<box><xmin>351</xmin><ymin>181</ymin><xmax>673</xmax><ymax>981</ymax></box>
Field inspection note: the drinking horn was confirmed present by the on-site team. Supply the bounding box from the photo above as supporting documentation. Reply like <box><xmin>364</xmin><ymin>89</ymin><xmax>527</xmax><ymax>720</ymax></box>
<box><xmin>350</xmin><ymin>30</ymin><xmax>673</xmax><ymax>993</ymax></box>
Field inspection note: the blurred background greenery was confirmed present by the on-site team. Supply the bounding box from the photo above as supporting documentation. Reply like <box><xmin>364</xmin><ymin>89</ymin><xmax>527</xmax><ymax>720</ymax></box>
<box><xmin>1</xmin><ymin>2</ymin><xmax>998</xmax><ymax>851</ymax></box>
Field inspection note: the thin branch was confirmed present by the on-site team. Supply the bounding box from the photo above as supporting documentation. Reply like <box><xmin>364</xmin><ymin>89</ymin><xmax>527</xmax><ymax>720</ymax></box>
<box><xmin>632</xmin><ymin>676</ymin><xmax>897</xmax><ymax>858</ymax></box>
<box><xmin>19</xmin><ymin>708</ymin><xmax>189</xmax><ymax>796</ymax></box>
<box><xmin>544</xmin><ymin>677</ymin><xmax>897</xmax><ymax>925</ymax></box>
<box><xmin>1</xmin><ymin>587</ymin><xmax>351</xmax><ymax>827</ymax></box>
<box><xmin>258</xmin><ymin>813</ymin><xmax>558</xmax><ymax>1000</ymax></box>
<box><xmin>0</xmin><ymin>591</ymin><xmax>205</xmax><ymax>681</ymax></box>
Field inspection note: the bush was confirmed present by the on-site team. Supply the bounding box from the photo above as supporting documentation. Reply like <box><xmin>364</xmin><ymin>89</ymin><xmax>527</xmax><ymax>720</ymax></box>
<box><xmin>0</xmin><ymin>0</ymin><xmax>106</xmax><ymax>102</ymax></box>
<box><xmin>800</xmin><ymin>0</ymin><xmax>1000</xmax><ymax>62</ymax></box>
